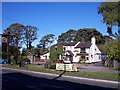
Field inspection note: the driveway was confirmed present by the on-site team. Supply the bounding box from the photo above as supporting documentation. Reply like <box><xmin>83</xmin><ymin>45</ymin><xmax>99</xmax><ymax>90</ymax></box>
<box><xmin>77</xmin><ymin>64</ymin><xmax>119</xmax><ymax>74</ymax></box>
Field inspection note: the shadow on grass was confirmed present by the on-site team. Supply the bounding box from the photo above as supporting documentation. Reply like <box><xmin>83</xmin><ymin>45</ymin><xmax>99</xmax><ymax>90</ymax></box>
<box><xmin>52</xmin><ymin>70</ymin><xmax>66</xmax><ymax>80</ymax></box>
<box><xmin>2</xmin><ymin>70</ymin><xmax>118</xmax><ymax>90</ymax></box>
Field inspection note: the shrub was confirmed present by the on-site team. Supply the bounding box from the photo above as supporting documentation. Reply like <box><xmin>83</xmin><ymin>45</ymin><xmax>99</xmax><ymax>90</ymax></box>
<box><xmin>44</xmin><ymin>61</ymin><xmax>56</xmax><ymax>69</ymax></box>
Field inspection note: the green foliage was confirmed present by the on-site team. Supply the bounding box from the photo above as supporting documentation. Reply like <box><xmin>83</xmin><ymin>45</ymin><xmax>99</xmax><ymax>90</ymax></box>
<box><xmin>75</xmin><ymin>28</ymin><xmax>105</xmax><ymax>44</ymax></box>
<box><xmin>10</xmin><ymin>56</ymin><xmax>16</xmax><ymax>64</ymax></box>
<box><xmin>98</xmin><ymin>2</ymin><xmax>119</xmax><ymax>26</ymax></box>
<box><xmin>23</xmin><ymin>26</ymin><xmax>38</xmax><ymax>49</ymax></box>
<box><xmin>104</xmin><ymin>39</ymin><xmax>120</xmax><ymax>61</ymax></box>
<box><xmin>39</xmin><ymin>34</ymin><xmax>55</xmax><ymax>49</ymax></box>
<box><xmin>58</xmin><ymin>28</ymin><xmax>110</xmax><ymax>44</ymax></box>
<box><xmin>98</xmin><ymin>2</ymin><xmax>120</xmax><ymax>37</ymax></box>
<box><xmin>3</xmin><ymin>23</ymin><xmax>38</xmax><ymax>64</ymax></box>
<box><xmin>44</xmin><ymin>60</ymin><xmax>56</xmax><ymax>69</ymax></box>
<box><xmin>45</xmin><ymin>45</ymin><xmax>64</xmax><ymax>69</ymax></box>
<box><xmin>22</xmin><ymin>48</ymin><xmax>30</xmax><ymax>56</ymax></box>
<box><xmin>49</xmin><ymin>46</ymin><xmax>57</xmax><ymax>62</ymax></box>
<box><xmin>49</xmin><ymin>45</ymin><xmax>64</xmax><ymax>61</ymax></box>
<box><xmin>3</xmin><ymin>23</ymin><xmax>24</xmax><ymax>47</ymax></box>
<box><xmin>58</xmin><ymin>29</ymin><xmax>77</xmax><ymax>42</ymax></box>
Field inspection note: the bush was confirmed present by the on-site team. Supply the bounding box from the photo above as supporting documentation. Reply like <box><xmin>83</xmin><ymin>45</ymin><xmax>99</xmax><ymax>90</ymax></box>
<box><xmin>44</xmin><ymin>61</ymin><xmax>51</xmax><ymax>69</ymax></box>
<box><xmin>10</xmin><ymin>56</ymin><xmax>16</xmax><ymax>64</ymax></box>
<box><xmin>44</xmin><ymin>61</ymin><xmax>56</xmax><ymax>69</ymax></box>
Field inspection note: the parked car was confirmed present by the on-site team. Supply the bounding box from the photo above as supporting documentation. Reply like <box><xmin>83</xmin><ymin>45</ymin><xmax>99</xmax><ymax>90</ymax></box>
<box><xmin>0</xmin><ymin>58</ymin><xmax>8</xmax><ymax>64</ymax></box>
<box><xmin>24</xmin><ymin>59</ymin><xmax>30</xmax><ymax>64</ymax></box>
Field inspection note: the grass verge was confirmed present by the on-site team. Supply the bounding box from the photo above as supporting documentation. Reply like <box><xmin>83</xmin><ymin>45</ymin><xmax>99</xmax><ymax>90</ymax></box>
<box><xmin>2</xmin><ymin>64</ymin><xmax>119</xmax><ymax>80</ymax></box>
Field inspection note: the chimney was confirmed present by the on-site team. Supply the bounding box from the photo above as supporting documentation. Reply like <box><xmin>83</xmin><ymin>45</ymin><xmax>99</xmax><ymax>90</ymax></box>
<box><xmin>91</xmin><ymin>36</ymin><xmax>96</xmax><ymax>45</ymax></box>
<box><xmin>54</xmin><ymin>38</ymin><xmax>57</xmax><ymax>44</ymax></box>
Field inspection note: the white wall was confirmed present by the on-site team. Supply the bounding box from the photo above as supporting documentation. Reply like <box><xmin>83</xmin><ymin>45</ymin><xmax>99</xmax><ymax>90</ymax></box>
<box><xmin>40</xmin><ymin>53</ymin><xmax>50</xmax><ymax>60</ymax></box>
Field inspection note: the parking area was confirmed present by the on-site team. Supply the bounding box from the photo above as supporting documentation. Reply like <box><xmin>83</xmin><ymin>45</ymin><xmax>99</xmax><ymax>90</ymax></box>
<box><xmin>77</xmin><ymin>64</ymin><xmax>119</xmax><ymax>74</ymax></box>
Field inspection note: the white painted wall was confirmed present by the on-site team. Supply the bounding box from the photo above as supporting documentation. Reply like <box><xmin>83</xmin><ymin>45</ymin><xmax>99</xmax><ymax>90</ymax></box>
<box><xmin>86</xmin><ymin>37</ymin><xmax>101</xmax><ymax>63</ymax></box>
<box><xmin>40</xmin><ymin>53</ymin><xmax>50</xmax><ymax>60</ymax></box>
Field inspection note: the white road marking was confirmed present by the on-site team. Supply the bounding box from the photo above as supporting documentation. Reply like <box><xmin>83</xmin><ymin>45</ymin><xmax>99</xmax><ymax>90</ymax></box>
<box><xmin>2</xmin><ymin>67</ymin><xmax>119</xmax><ymax>84</ymax></box>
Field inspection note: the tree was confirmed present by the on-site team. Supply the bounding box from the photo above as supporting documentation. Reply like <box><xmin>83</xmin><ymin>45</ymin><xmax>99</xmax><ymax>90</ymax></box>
<box><xmin>58</xmin><ymin>29</ymin><xmax>77</xmax><ymax>42</ymax></box>
<box><xmin>45</xmin><ymin>45</ymin><xmax>64</xmax><ymax>69</ymax></box>
<box><xmin>104</xmin><ymin>39</ymin><xmax>120</xmax><ymax>61</ymax></box>
<box><xmin>3</xmin><ymin>23</ymin><xmax>24</xmax><ymax>47</ymax></box>
<box><xmin>3</xmin><ymin>23</ymin><xmax>24</xmax><ymax>64</ymax></box>
<box><xmin>23</xmin><ymin>26</ymin><xmax>38</xmax><ymax>49</ymax></box>
<box><xmin>98</xmin><ymin>2</ymin><xmax>120</xmax><ymax>69</ymax></box>
<box><xmin>75</xmin><ymin>28</ymin><xmax>105</xmax><ymax>44</ymax></box>
<box><xmin>58</xmin><ymin>28</ymin><xmax>107</xmax><ymax>44</ymax></box>
<box><xmin>38</xmin><ymin>34</ymin><xmax>55</xmax><ymax>50</ymax></box>
<box><xmin>98</xmin><ymin>2</ymin><xmax>120</xmax><ymax>37</ymax></box>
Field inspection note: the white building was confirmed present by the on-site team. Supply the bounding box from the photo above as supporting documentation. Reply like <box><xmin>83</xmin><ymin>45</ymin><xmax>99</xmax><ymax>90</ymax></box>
<box><xmin>41</xmin><ymin>37</ymin><xmax>102</xmax><ymax>63</ymax></box>
<box><xmin>52</xmin><ymin>37</ymin><xmax>102</xmax><ymax>63</ymax></box>
<box><xmin>40</xmin><ymin>52</ymin><xmax>50</xmax><ymax>60</ymax></box>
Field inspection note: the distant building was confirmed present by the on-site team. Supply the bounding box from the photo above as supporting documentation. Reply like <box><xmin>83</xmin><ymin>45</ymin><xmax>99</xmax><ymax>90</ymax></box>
<box><xmin>40</xmin><ymin>52</ymin><xmax>50</xmax><ymax>60</ymax></box>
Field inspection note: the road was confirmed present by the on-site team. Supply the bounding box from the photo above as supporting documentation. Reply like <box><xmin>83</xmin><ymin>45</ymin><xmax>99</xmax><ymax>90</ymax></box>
<box><xmin>1</xmin><ymin>68</ymin><xmax>119</xmax><ymax>90</ymax></box>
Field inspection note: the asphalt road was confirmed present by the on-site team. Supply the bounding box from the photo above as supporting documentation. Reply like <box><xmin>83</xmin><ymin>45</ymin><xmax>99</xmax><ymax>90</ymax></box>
<box><xmin>1</xmin><ymin>68</ymin><xmax>119</xmax><ymax>90</ymax></box>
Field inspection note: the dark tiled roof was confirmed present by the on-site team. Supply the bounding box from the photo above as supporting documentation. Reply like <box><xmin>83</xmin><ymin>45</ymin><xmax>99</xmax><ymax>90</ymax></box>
<box><xmin>75</xmin><ymin>41</ymin><xmax>92</xmax><ymax>48</ymax></box>
<box><xmin>40</xmin><ymin>51</ymin><xmax>49</xmax><ymax>55</ymax></box>
<box><xmin>52</xmin><ymin>41</ymin><xmax>78</xmax><ymax>46</ymax></box>
<box><xmin>65</xmin><ymin>41</ymin><xmax>78</xmax><ymax>46</ymax></box>
<box><xmin>52</xmin><ymin>42</ymin><xmax>67</xmax><ymax>46</ymax></box>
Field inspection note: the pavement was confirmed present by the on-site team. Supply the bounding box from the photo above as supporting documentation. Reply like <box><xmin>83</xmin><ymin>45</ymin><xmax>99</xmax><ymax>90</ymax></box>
<box><xmin>1</xmin><ymin>67</ymin><xmax>120</xmax><ymax>90</ymax></box>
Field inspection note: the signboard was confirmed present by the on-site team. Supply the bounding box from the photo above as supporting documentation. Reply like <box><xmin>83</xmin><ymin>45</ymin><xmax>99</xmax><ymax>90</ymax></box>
<box><xmin>56</xmin><ymin>63</ymin><xmax>65</xmax><ymax>70</ymax></box>
<box><xmin>2</xmin><ymin>37</ymin><xmax>7</xmax><ymax>43</ymax></box>
<box><xmin>56</xmin><ymin>63</ymin><xmax>77</xmax><ymax>71</ymax></box>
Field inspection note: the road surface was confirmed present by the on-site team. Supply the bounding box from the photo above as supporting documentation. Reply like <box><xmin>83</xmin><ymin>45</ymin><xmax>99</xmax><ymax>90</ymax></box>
<box><xmin>1</xmin><ymin>68</ymin><xmax>119</xmax><ymax>90</ymax></box>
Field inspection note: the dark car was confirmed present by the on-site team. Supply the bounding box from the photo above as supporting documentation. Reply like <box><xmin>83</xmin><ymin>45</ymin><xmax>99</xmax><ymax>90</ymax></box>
<box><xmin>0</xmin><ymin>58</ymin><xmax>8</xmax><ymax>64</ymax></box>
<box><xmin>24</xmin><ymin>59</ymin><xmax>30</xmax><ymax>64</ymax></box>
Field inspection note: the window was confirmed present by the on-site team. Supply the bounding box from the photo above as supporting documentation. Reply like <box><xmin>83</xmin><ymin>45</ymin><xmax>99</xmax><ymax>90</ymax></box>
<box><xmin>45</xmin><ymin>56</ymin><xmax>47</xmax><ymax>59</ymax></box>
<box><xmin>81</xmin><ymin>56</ymin><xmax>85</xmax><ymax>60</ymax></box>
<box><xmin>91</xmin><ymin>55</ymin><xmax>93</xmax><ymax>58</ymax></box>
<box><xmin>86</xmin><ymin>57</ymin><xmax>89</xmax><ymax>60</ymax></box>
<box><xmin>80</xmin><ymin>48</ymin><xmax>85</xmax><ymax>53</ymax></box>
<box><xmin>57</xmin><ymin>54</ymin><xmax>59</xmax><ymax>59</ymax></box>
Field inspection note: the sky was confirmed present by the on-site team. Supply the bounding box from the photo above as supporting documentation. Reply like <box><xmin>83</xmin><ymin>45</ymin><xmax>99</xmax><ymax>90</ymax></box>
<box><xmin>2</xmin><ymin>2</ymin><xmax>118</xmax><ymax>48</ymax></box>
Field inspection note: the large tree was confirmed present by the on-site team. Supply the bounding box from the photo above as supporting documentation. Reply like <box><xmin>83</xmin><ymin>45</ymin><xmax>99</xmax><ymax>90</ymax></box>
<box><xmin>58</xmin><ymin>29</ymin><xmax>77</xmax><ymax>42</ymax></box>
<box><xmin>38</xmin><ymin>34</ymin><xmax>55</xmax><ymax>50</ymax></box>
<box><xmin>3</xmin><ymin>23</ymin><xmax>24</xmax><ymax>47</ymax></box>
<box><xmin>75</xmin><ymin>28</ymin><xmax>105</xmax><ymax>44</ymax></box>
<box><xmin>98</xmin><ymin>2</ymin><xmax>120</xmax><ymax>37</ymax></box>
<box><xmin>58</xmin><ymin>28</ymin><xmax>107</xmax><ymax>44</ymax></box>
<box><xmin>23</xmin><ymin>26</ymin><xmax>38</xmax><ymax>49</ymax></box>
